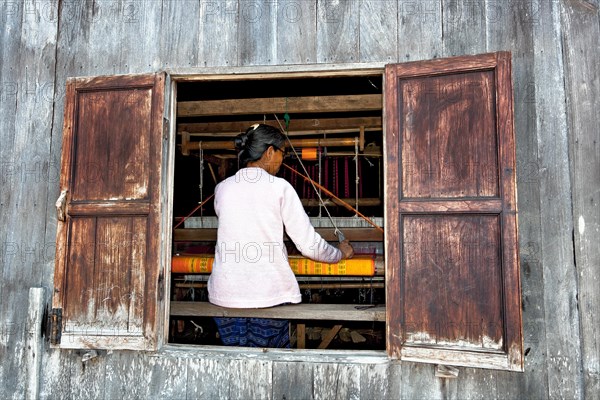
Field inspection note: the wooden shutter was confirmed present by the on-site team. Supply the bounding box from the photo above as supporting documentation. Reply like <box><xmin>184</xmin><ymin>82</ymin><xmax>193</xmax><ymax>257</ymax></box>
<box><xmin>384</xmin><ymin>52</ymin><xmax>523</xmax><ymax>371</ymax></box>
<box><xmin>52</xmin><ymin>73</ymin><xmax>167</xmax><ymax>350</ymax></box>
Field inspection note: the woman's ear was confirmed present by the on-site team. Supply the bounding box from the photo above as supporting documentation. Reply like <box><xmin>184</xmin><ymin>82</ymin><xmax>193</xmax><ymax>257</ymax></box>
<box><xmin>265</xmin><ymin>145</ymin><xmax>276</xmax><ymax>160</ymax></box>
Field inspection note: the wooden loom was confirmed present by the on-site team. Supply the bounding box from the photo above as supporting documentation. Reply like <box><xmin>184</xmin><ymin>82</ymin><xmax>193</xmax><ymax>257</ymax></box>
<box><xmin>172</xmin><ymin>254</ymin><xmax>382</xmax><ymax>276</ymax></box>
<box><xmin>170</xmin><ymin>252</ymin><xmax>385</xmax><ymax>348</ymax></box>
<box><xmin>173</xmin><ymin>124</ymin><xmax>386</xmax><ymax>348</ymax></box>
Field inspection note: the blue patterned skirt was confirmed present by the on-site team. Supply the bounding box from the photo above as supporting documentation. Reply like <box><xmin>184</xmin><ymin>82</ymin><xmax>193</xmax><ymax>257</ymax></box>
<box><xmin>213</xmin><ymin>317</ymin><xmax>290</xmax><ymax>348</ymax></box>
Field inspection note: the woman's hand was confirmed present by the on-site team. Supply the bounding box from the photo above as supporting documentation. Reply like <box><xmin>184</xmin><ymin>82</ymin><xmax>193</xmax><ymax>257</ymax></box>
<box><xmin>338</xmin><ymin>240</ymin><xmax>354</xmax><ymax>259</ymax></box>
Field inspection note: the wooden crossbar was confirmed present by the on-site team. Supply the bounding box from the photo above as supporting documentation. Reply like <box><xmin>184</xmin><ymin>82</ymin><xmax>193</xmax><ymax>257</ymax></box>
<box><xmin>170</xmin><ymin>302</ymin><xmax>385</xmax><ymax>322</ymax></box>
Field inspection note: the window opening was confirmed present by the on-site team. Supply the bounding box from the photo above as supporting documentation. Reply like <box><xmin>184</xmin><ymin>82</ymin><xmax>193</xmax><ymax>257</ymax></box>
<box><xmin>169</xmin><ymin>74</ymin><xmax>386</xmax><ymax>350</ymax></box>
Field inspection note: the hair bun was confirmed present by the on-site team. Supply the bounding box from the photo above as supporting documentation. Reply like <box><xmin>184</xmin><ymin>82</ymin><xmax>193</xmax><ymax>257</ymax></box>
<box><xmin>235</xmin><ymin>124</ymin><xmax>284</xmax><ymax>168</ymax></box>
<box><xmin>234</xmin><ymin>132</ymin><xmax>249</xmax><ymax>150</ymax></box>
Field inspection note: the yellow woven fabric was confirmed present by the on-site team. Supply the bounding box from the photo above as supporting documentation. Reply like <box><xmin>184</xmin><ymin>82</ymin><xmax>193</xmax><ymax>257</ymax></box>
<box><xmin>172</xmin><ymin>255</ymin><xmax>375</xmax><ymax>276</ymax></box>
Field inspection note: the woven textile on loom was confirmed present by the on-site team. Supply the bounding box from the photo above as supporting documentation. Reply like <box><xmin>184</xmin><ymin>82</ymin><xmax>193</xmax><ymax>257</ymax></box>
<box><xmin>171</xmin><ymin>255</ymin><xmax>214</xmax><ymax>273</ymax></box>
<box><xmin>171</xmin><ymin>255</ymin><xmax>375</xmax><ymax>276</ymax></box>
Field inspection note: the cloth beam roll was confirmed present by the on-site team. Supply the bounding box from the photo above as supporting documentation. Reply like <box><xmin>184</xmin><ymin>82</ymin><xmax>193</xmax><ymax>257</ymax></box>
<box><xmin>171</xmin><ymin>255</ymin><xmax>375</xmax><ymax>276</ymax></box>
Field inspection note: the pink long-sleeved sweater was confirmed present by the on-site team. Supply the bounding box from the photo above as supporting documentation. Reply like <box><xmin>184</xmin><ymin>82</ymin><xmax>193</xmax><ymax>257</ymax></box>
<box><xmin>207</xmin><ymin>167</ymin><xmax>342</xmax><ymax>308</ymax></box>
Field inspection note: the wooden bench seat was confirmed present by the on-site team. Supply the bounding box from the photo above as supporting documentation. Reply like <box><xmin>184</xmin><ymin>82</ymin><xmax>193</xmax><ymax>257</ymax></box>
<box><xmin>170</xmin><ymin>301</ymin><xmax>386</xmax><ymax>322</ymax></box>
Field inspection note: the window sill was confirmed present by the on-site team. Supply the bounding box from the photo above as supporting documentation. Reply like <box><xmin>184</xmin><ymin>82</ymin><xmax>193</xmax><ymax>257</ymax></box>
<box><xmin>157</xmin><ymin>343</ymin><xmax>392</xmax><ymax>365</ymax></box>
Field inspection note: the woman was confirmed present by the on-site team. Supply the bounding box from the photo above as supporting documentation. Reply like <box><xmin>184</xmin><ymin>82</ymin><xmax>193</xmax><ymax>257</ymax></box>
<box><xmin>207</xmin><ymin>123</ymin><xmax>354</xmax><ymax>347</ymax></box>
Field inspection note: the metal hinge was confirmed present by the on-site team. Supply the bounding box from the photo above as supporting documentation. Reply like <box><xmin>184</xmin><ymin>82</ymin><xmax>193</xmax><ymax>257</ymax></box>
<box><xmin>163</xmin><ymin>117</ymin><xmax>170</xmax><ymax>141</ymax></box>
<box><xmin>157</xmin><ymin>272</ymin><xmax>164</xmax><ymax>302</ymax></box>
<box><xmin>48</xmin><ymin>308</ymin><xmax>62</xmax><ymax>345</ymax></box>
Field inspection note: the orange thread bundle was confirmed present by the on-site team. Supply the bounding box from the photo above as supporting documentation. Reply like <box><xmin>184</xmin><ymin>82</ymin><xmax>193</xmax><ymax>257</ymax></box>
<box><xmin>171</xmin><ymin>255</ymin><xmax>214</xmax><ymax>273</ymax></box>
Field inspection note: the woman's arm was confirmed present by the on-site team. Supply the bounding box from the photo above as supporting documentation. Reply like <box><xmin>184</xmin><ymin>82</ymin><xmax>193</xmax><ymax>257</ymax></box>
<box><xmin>280</xmin><ymin>181</ymin><xmax>348</xmax><ymax>263</ymax></box>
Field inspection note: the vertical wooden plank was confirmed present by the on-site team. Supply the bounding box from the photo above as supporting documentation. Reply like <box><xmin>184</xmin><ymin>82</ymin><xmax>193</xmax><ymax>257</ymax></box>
<box><xmin>238</xmin><ymin>0</ymin><xmax>277</xmax><ymax>65</ymax></box>
<box><xmin>105</xmin><ymin>352</ymin><xmax>152</xmax><ymax>399</ymax></box>
<box><xmin>272</xmin><ymin>361</ymin><xmax>314</xmax><ymax>400</ymax></box>
<box><xmin>186</xmin><ymin>357</ymin><xmax>232</xmax><ymax>399</ymax></box>
<box><xmin>159</xmin><ymin>1</ymin><xmax>200</xmax><ymax>67</ymax></box>
<box><xmin>313</xmin><ymin>363</ymin><xmax>360</xmax><ymax>400</ymax></box>
<box><xmin>486</xmin><ymin>1</ymin><xmax>548</xmax><ymax>397</ymax></box>
<box><xmin>0</xmin><ymin>0</ymin><xmax>59</xmax><ymax>397</ymax></box>
<box><xmin>88</xmin><ymin>0</ymin><xmax>161</xmax><ymax>73</ymax></box>
<box><xmin>24</xmin><ymin>288</ymin><xmax>45</xmax><ymax>399</ymax></box>
<box><xmin>146</xmin><ymin>357</ymin><xmax>189</xmax><ymax>399</ymax></box>
<box><xmin>53</xmin><ymin>0</ymin><xmax>163</xmax><ymax>75</ymax></box>
<box><xmin>442</xmin><ymin>0</ymin><xmax>487</xmax><ymax>56</ymax></box>
<box><xmin>68</xmin><ymin>350</ymin><xmax>107</xmax><ymax>400</ymax></box>
<box><xmin>276</xmin><ymin>0</ymin><xmax>317</xmax><ymax>64</ymax></box>
<box><xmin>317</xmin><ymin>0</ymin><xmax>359</xmax><ymax>63</ymax></box>
<box><xmin>455</xmin><ymin>368</ymin><xmax>497</xmax><ymax>400</ymax></box>
<box><xmin>398</xmin><ymin>0</ymin><xmax>442</xmax><ymax>61</ymax></box>
<box><xmin>198</xmin><ymin>0</ymin><xmax>239</xmax><ymax>67</ymax></box>
<box><xmin>0</xmin><ymin>0</ymin><xmax>24</xmax><ymax>390</ymax></box>
<box><xmin>83</xmin><ymin>0</ymin><xmax>123</xmax><ymax>74</ymax></box>
<box><xmin>400</xmin><ymin>362</ymin><xmax>456</xmax><ymax>400</ymax></box>
<box><xmin>229</xmin><ymin>359</ymin><xmax>273</xmax><ymax>400</ymax></box>
<box><xmin>561</xmin><ymin>1</ymin><xmax>600</xmax><ymax>398</ymax></box>
<box><xmin>52</xmin><ymin>1</ymin><xmax>92</xmax><ymax>74</ymax></box>
<box><xmin>359</xmin><ymin>362</ymin><xmax>402</xmax><ymax>400</ymax></box>
<box><xmin>359</xmin><ymin>0</ymin><xmax>398</xmax><ymax>63</ymax></box>
<box><xmin>38</xmin><ymin>350</ymin><xmax>73</xmax><ymax>400</ymax></box>
<box><xmin>533</xmin><ymin>0</ymin><xmax>583</xmax><ymax>398</ymax></box>
<box><xmin>121</xmin><ymin>0</ymin><xmax>163</xmax><ymax>72</ymax></box>
<box><xmin>57</xmin><ymin>0</ymin><xmax>160</xmax><ymax>75</ymax></box>
<box><xmin>104</xmin><ymin>352</ymin><xmax>187</xmax><ymax>399</ymax></box>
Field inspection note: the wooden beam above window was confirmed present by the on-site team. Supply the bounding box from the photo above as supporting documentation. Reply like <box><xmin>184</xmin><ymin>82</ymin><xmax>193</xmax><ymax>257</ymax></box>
<box><xmin>177</xmin><ymin>94</ymin><xmax>382</xmax><ymax>117</ymax></box>
<box><xmin>178</xmin><ymin>116</ymin><xmax>382</xmax><ymax>136</ymax></box>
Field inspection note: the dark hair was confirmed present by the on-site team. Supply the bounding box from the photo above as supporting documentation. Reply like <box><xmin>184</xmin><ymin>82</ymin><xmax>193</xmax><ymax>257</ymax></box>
<box><xmin>234</xmin><ymin>124</ymin><xmax>285</xmax><ymax>167</ymax></box>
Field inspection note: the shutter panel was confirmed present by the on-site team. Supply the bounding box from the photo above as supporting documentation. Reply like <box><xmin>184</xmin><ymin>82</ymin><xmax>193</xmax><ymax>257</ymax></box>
<box><xmin>52</xmin><ymin>73</ymin><xmax>167</xmax><ymax>350</ymax></box>
<box><xmin>385</xmin><ymin>52</ymin><xmax>523</xmax><ymax>371</ymax></box>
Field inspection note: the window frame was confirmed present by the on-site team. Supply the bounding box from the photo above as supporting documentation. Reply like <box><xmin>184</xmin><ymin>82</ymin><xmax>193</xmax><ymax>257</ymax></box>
<box><xmin>163</xmin><ymin>65</ymin><xmax>387</xmax><ymax>348</ymax></box>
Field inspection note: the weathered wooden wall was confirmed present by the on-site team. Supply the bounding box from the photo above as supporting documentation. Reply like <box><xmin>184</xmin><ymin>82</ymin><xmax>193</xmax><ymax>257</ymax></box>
<box><xmin>561</xmin><ymin>1</ymin><xmax>600</xmax><ymax>397</ymax></box>
<box><xmin>0</xmin><ymin>0</ymin><xmax>598</xmax><ymax>399</ymax></box>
